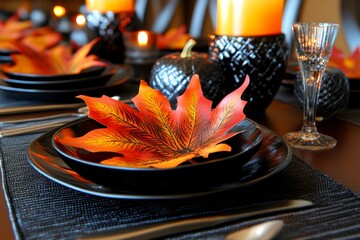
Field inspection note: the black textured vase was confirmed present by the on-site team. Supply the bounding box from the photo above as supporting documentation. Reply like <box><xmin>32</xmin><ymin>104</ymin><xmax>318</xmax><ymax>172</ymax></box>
<box><xmin>294</xmin><ymin>67</ymin><xmax>350</xmax><ymax>119</ymax></box>
<box><xmin>86</xmin><ymin>11</ymin><xmax>140</xmax><ymax>63</ymax></box>
<box><xmin>209</xmin><ymin>34</ymin><xmax>288</xmax><ymax>116</ymax></box>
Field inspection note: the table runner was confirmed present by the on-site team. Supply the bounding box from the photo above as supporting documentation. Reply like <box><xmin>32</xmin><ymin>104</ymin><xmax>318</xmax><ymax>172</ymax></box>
<box><xmin>2</xmin><ymin>129</ymin><xmax>360</xmax><ymax>240</ymax></box>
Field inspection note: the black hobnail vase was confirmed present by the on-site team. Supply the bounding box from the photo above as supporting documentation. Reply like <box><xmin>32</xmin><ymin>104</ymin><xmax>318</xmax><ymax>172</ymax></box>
<box><xmin>209</xmin><ymin>34</ymin><xmax>288</xmax><ymax>116</ymax></box>
<box><xmin>86</xmin><ymin>11</ymin><xmax>140</xmax><ymax>63</ymax></box>
<box><xmin>294</xmin><ymin>67</ymin><xmax>350</xmax><ymax>119</ymax></box>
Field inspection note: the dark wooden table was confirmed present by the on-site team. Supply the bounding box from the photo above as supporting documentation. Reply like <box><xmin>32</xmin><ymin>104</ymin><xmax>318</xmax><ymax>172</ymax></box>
<box><xmin>1</xmin><ymin>97</ymin><xmax>359</xmax><ymax>240</ymax></box>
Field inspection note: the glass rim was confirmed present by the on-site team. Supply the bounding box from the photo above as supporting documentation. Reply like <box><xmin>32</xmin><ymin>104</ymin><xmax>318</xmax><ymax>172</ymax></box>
<box><xmin>292</xmin><ymin>22</ymin><xmax>340</xmax><ymax>28</ymax></box>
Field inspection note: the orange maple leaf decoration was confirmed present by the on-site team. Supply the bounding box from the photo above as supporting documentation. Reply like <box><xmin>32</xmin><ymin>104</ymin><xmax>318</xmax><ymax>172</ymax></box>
<box><xmin>0</xmin><ymin>15</ymin><xmax>33</xmax><ymax>41</ymax></box>
<box><xmin>329</xmin><ymin>46</ymin><xmax>360</xmax><ymax>78</ymax></box>
<box><xmin>59</xmin><ymin>74</ymin><xmax>250</xmax><ymax>169</ymax></box>
<box><xmin>1</xmin><ymin>38</ymin><xmax>108</xmax><ymax>75</ymax></box>
<box><xmin>0</xmin><ymin>14</ymin><xmax>62</xmax><ymax>52</ymax></box>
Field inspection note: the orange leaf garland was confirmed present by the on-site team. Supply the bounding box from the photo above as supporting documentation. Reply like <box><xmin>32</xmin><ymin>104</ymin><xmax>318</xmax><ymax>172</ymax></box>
<box><xmin>1</xmin><ymin>38</ymin><xmax>108</xmax><ymax>75</ymax></box>
<box><xmin>59</xmin><ymin>74</ymin><xmax>250</xmax><ymax>168</ymax></box>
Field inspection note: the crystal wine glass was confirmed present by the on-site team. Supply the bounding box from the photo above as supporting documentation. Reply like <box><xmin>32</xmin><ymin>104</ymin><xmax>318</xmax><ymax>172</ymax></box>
<box><xmin>284</xmin><ymin>22</ymin><xmax>339</xmax><ymax>150</ymax></box>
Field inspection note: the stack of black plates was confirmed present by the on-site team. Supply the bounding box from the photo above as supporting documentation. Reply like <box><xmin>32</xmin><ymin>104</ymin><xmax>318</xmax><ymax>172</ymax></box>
<box><xmin>0</xmin><ymin>64</ymin><xmax>134</xmax><ymax>102</ymax></box>
<box><xmin>27</xmin><ymin>117</ymin><xmax>292</xmax><ymax>199</ymax></box>
<box><xmin>0</xmin><ymin>49</ymin><xmax>16</xmax><ymax>64</ymax></box>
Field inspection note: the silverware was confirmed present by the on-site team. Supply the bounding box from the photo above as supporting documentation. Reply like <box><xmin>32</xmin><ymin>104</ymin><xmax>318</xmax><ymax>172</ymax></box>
<box><xmin>0</xmin><ymin>113</ymin><xmax>86</xmax><ymax>124</ymax></box>
<box><xmin>224</xmin><ymin>220</ymin><xmax>284</xmax><ymax>240</ymax></box>
<box><xmin>0</xmin><ymin>103</ymin><xmax>85</xmax><ymax>116</ymax></box>
<box><xmin>78</xmin><ymin>199</ymin><xmax>312</xmax><ymax>240</ymax></box>
<box><xmin>0</xmin><ymin>96</ymin><xmax>127</xmax><ymax>116</ymax></box>
<box><xmin>0</xmin><ymin>118</ymin><xmax>81</xmax><ymax>137</ymax></box>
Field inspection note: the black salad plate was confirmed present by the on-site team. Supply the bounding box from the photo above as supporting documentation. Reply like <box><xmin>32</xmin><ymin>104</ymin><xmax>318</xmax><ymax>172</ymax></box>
<box><xmin>52</xmin><ymin>118</ymin><xmax>262</xmax><ymax>193</ymax></box>
<box><xmin>0</xmin><ymin>65</ymin><xmax>119</xmax><ymax>90</ymax></box>
<box><xmin>27</xmin><ymin>120</ymin><xmax>292</xmax><ymax>199</ymax></box>
<box><xmin>1</xmin><ymin>65</ymin><xmax>105</xmax><ymax>81</ymax></box>
<box><xmin>0</xmin><ymin>65</ymin><xmax>134</xmax><ymax>102</ymax></box>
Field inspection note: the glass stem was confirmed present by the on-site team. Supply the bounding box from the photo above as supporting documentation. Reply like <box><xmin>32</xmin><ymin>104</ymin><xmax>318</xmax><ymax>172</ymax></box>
<box><xmin>301</xmin><ymin>70</ymin><xmax>323</xmax><ymax>134</ymax></box>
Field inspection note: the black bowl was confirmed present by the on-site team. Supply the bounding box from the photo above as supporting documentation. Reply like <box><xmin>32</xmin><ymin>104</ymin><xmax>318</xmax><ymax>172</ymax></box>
<box><xmin>52</xmin><ymin>118</ymin><xmax>263</xmax><ymax>194</ymax></box>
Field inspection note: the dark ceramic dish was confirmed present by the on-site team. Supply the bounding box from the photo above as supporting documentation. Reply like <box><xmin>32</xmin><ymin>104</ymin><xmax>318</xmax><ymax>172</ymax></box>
<box><xmin>27</xmin><ymin>123</ymin><xmax>291</xmax><ymax>199</ymax></box>
<box><xmin>51</xmin><ymin>118</ymin><xmax>263</xmax><ymax>193</ymax></box>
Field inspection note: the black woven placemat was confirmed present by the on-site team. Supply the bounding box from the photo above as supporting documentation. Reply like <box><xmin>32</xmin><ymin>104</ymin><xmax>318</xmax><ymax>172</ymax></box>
<box><xmin>1</xmin><ymin>129</ymin><xmax>360</xmax><ymax>240</ymax></box>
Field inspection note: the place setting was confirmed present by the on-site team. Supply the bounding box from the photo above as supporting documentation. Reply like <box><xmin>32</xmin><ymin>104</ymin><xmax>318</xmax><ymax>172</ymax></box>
<box><xmin>26</xmin><ymin>74</ymin><xmax>292</xmax><ymax>200</ymax></box>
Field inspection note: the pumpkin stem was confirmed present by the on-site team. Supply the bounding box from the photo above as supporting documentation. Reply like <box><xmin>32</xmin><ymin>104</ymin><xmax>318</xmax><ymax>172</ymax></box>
<box><xmin>180</xmin><ymin>39</ymin><xmax>197</xmax><ymax>58</ymax></box>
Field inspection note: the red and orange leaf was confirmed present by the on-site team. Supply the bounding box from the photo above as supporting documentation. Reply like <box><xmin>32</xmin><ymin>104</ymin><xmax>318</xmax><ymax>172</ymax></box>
<box><xmin>59</xmin><ymin>74</ymin><xmax>250</xmax><ymax>168</ymax></box>
<box><xmin>0</xmin><ymin>17</ymin><xmax>32</xmax><ymax>41</ymax></box>
<box><xmin>21</xmin><ymin>27</ymin><xmax>63</xmax><ymax>51</ymax></box>
<box><xmin>3</xmin><ymin>43</ymin><xmax>60</xmax><ymax>74</ymax></box>
<box><xmin>1</xmin><ymin>38</ymin><xmax>108</xmax><ymax>75</ymax></box>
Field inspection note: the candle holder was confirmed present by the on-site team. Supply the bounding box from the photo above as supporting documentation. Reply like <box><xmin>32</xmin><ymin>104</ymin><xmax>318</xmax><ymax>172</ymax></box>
<box><xmin>122</xmin><ymin>30</ymin><xmax>158</xmax><ymax>82</ymax></box>
<box><xmin>86</xmin><ymin>10</ymin><xmax>140</xmax><ymax>63</ymax></box>
<box><xmin>209</xmin><ymin>34</ymin><xmax>288</xmax><ymax>116</ymax></box>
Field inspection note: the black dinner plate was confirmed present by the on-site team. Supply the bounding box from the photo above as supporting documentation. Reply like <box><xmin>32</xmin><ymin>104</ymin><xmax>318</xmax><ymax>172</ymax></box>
<box><xmin>1</xmin><ymin>65</ymin><xmax>106</xmax><ymax>81</ymax></box>
<box><xmin>0</xmin><ymin>65</ymin><xmax>135</xmax><ymax>102</ymax></box>
<box><xmin>1</xmin><ymin>65</ymin><xmax>119</xmax><ymax>90</ymax></box>
<box><xmin>26</xmin><ymin>123</ymin><xmax>291</xmax><ymax>199</ymax></box>
<box><xmin>51</xmin><ymin>118</ymin><xmax>262</xmax><ymax>193</ymax></box>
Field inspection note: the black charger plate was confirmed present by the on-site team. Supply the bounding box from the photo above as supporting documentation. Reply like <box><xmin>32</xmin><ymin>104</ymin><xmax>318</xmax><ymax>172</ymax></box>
<box><xmin>27</xmin><ymin>123</ymin><xmax>291</xmax><ymax>199</ymax></box>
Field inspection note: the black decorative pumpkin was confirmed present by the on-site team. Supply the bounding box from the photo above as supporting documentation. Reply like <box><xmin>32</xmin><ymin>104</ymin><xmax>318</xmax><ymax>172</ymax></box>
<box><xmin>149</xmin><ymin>39</ymin><xmax>226</xmax><ymax>107</ymax></box>
<box><xmin>294</xmin><ymin>67</ymin><xmax>350</xmax><ymax>119</ymax></box>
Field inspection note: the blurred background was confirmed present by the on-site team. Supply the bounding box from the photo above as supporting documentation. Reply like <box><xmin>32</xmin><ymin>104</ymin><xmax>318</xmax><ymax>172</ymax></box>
<box><xmin>0</xmin><ymin>0</ymin><xmax>357</xmax><ymax>55</ymax></box>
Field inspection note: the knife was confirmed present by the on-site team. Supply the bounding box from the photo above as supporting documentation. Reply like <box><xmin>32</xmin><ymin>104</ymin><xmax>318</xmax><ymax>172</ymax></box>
<box><xmin>78</xmin><ymin>199</ymin><xmax>312</xmax><ymax>240</ymax></box>
<box><xmin>0</xmin><ymin>103</ymin><xmax>85</xmax><ymax>116</ymax></box>
<box><xmin>0</xmin><ymin>97</ymin><xmax>132</xmax><ymax>116</ymax></box>
<box><xmin>225</xmin><ymin>220</ymin><xmax>284</xmax><ymax>240</ymax></box>
<box><xmin>0</xmin><ymin>119</ymin><xmax>76</xmax><ymax>137</ymax></box>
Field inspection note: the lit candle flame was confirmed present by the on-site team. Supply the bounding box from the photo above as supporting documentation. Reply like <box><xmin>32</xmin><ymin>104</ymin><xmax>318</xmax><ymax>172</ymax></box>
<box><xmin>137</xmin><ymin>31</ymin><xmax>148</xmax><ymax>47</ymax></box>
<box><xmin>53</xmin><ymin>5</ymin><xmax>66</xmax><ymax>18</ymax></box>
<box><xmin>76</xmin><ymin>14</ymin><xmax>86</xmax><ymax>26</ymax></box>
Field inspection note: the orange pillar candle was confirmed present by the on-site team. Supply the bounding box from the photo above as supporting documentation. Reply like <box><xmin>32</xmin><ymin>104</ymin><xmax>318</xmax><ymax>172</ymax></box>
<box><xmin>86</xmin><ymin>0</ymin><xmax>134</xmax><ymax>13</ymax></box>
<box><xmin>216</xmin><ymin>0</ymin><xmax>284</xmax><ymax>36</ymax></box>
